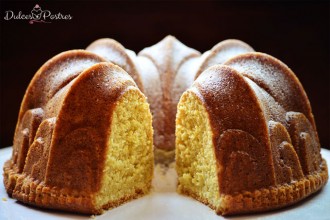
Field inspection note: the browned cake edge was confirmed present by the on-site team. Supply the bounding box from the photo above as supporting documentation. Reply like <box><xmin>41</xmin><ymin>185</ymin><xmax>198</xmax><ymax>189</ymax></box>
<box><xmin>3</xmin><ymin>160</ymin><xmax>150</xmax><ymax>215</ymax></box>
<box><xmin>178</xmin><ymin>158</ymin><xmax>328</xmax><ymax>216</ymax></box>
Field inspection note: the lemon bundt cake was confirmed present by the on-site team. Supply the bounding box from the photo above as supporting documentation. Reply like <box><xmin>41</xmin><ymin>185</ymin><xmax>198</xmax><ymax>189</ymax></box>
<box><xmin>3</xmin><ymin>50</ymin><xmax>154</xmax><ymax>214</ymax></box>
<box><xmin>3</xmin><ymin>36</ymin><xmax>328</xmax><ymax>216</ymax></box>
<box><xmin>86</xmin><ymin>36</ymin><xmax>254</xmax><ymax>161</ymax></box>
<box><xmin>176</xmin><ymin>52</ymin><xmax>328</xmax><ymax>215</ymax></box>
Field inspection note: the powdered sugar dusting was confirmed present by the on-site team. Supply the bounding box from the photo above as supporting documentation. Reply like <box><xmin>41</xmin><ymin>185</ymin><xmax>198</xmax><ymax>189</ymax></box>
<box><xmin>139</xmin><ymin>36</ymin><xmax>200</xmax><ymax>75</ymax></box>
<box><xmin>205</xmin><ymin>46</ymin><xmax>254</xmax><ymax>70</ymax></box>
<box><xmin>225</xmin><ymin>53</ymin><xmax>313</xmax><ymax>126</ymax></box>
<box><xmin>245</xmin><ymin>77</ymin><xmax>286</xmax><ymax>125</ymax></box>
<box><xmin>173</xmin><ymin>57</ymin><xmax>202</xmax><ymax>104</ymax></box>
<box><xmin>195</xmin><ymin>39</ymin><xmax>254</xmax><ymax>78</ymax></box>
<box><xmin>87</xmin><ymin>45</ymin><xmax>136</xmax><ymax>78</ymax></box>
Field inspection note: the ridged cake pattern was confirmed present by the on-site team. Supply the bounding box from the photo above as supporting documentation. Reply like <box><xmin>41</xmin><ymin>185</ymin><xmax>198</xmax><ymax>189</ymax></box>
<box><xmin>4</xmin><ymin>50</ymin><xmax>151</xmax><ymax>213</ymax></box>
<box><xmin>178</xmin><ymin>52</ymin><xmax>327</xmax><ymax>214</ymax></box>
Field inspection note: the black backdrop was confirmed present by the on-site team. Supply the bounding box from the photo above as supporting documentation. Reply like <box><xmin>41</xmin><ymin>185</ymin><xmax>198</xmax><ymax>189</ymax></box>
<box><xmin>1</xmin><ymin>1</ymin><xmax>329</xmax><ymax>149</ymax></box>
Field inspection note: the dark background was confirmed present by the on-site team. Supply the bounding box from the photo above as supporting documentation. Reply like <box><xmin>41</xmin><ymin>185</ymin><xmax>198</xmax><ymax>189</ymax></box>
<box><xmin>0</xmin><ymin>1</ymin><xmax>329</xmax><ymax>149</ymax></box>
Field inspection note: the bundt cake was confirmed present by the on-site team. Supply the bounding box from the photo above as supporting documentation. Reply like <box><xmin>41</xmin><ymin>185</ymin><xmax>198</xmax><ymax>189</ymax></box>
<box><xmin>176</xmin><ymin>52</ymin><xmax>328</xmax><ymax>215</ymax></box>
<box><xmin>86</xmin><ymin>36</ymin><xmax>254</xmax><ymax>162</ymax></box>
<box><xmin>3</xmin><ymin>50</ymin><xmax>154</xmax><ymax>214</ymax></box>
<box><xmin>3</xmin><ymin>36</ymin><xmax>328</xmax><ymax>216</ymax></box>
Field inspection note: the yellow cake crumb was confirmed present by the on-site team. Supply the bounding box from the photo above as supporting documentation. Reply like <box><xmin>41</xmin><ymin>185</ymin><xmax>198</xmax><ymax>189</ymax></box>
<box><xmin>94</xmin><ymin>88</ymin><xmax>154</xmax><ymax>210</ymax></box>
<box><xmin>176</xmin><ymin>91</ymin><xmax>221</xmax><ymax>209</ymax></box>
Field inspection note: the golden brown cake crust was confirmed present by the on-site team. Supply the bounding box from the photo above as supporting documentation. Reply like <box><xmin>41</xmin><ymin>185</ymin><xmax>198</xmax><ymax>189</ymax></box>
<box><xmin>3</xmin><ymin>161</ymin><xmax>151</xmax><ymax>214</ymax></box>
<box><xmin>225</xmin><ymin>52</ymin><xmax>316</xmax><ymax>130</ymax></box>
<box><xmin>11</xmin><ymin>50</ymin><xmax>106</xmax><ymax>174</ymax></box>
<box><xmin>180</xmin><ymin>52</ymin><xmax>328</xmax><ymax>215</ymax></box>
<box><xmin>180</xmin><ymin>159</ymin><xmax>328</xmax><ymax>215</ymax></box>
<box><xmin>192</xmin><ymin>65</ymin><xmax>277</xmax><ymax>193</ymax></box>
<box><xmin>3</xmin><ymin>51</ymin><xmax>142</xmax><ymax>214</ymax></box>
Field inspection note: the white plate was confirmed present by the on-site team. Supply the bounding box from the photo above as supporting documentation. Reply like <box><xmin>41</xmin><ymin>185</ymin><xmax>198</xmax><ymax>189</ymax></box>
<box><xmin>1</xmin><ymin>147</ymin><xmax>329</xmax><ymax>220</ymax></box>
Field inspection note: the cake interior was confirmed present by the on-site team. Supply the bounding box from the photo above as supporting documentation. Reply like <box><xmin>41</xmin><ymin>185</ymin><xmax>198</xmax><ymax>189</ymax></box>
<box><xmin>176</xmin><ymin>92</ymin><xmax>221</xmax><ymax>210</ymax></box>
<box><xmin>94</xmin><ymin>88</ymin><xmax>154</xmax><ymax>210</ymax></box>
